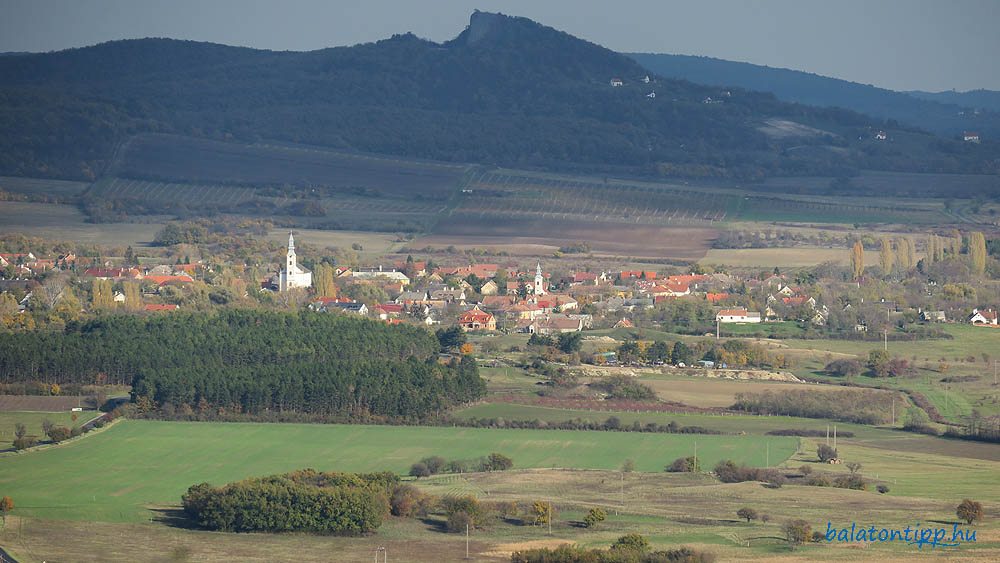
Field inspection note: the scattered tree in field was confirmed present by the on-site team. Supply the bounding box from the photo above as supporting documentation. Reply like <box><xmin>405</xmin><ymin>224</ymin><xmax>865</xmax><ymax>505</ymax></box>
<box><xmin>530</xmin><ymin>501</ymin><xmax>554</xmax><ymax>525</ymax></box>
<box><xmin>783</xmin><ymin>520</ymin><xmax>811</xmax><ymax>548</ymax></box>
<box><xmin>583</xmin><ymin>507</ymin><xmax>607</xmax><ymax>528</ymax></box>
<box><xmin>409</xmin><ymin>462</ymin><xmax>430</xmax><ymax>478</ymax></box>
<box><xmin>442</xmin><ymin>495</ymin><xmax>486</xmax><ymax>528</ymax></box>
<box><xmin>957</xmin><ymin>499</ymin><xmax>983</xmax><ymax>525</ymax></box>
<box><xmin>610</xmin><ymin>533</ymin><xmax>649</xmax><ymax>553</ymax></box>
<box><xmin>812</xmin><ymin>531</ymin><xmax>826</xmax><ymax>543</ymax></box>
<box><xmin>760</xmin><ymin>513</ymin><xmax>771</xmax><ymax>524</ymax></box>
<box><xmin>737</xmin><ymin>507</ymin><xmax>758</xmax><ymax>523</ymax></box>
<box><xmin>877</xmin><ymin>485</ymin><xmax>890</xmax><ymax>494</ymax></box>
<box><xmin>666</xmin><ymin>456</ymin><xmax>700</xmax><ymax>472</ymax></box>
<box><xmin>389</xmin><ymin>484</ymin><xmax>424</xmax><ymax>517</ymax></box>
<box><xmin>481</xmin><ymin>452</ymin><xmax>514</xmax><ymax>471</ymax></box>
<box><xmin>621</xmin><ymin>459</ymin><xmax>635</xmax><ymax>473</ymax></box>
<box><xmin>419</xmin><ymin>456</ymin><xmax>446</xmax><ymax>475</ymax></box>
<box><xmin>846</xmin><ymin>462</ymin><xmax>862</xmax><ymax>474</ymax></box>
<box><xmin>446</xmin><ymin>510</ymin><xmax>473</xmax><ymax>533</ymax></box>
<box><xmin>850</xmin><ymin>241</ymin><xmax>864</xmax><ymax>278</ymax></box>
<box><xmin>14</xmin><ymin>423</ymin><xmax>26</xmax><ymax>440</ymax></box>
<box><xmin>0</xmin><ymin>496</ymin><xmax>12</xmax><ymax>525</ymax></box>
<box><xmin>495</xmin><ymin>501</ymin><xmax>518</xmax><ymax>519</ymax></box>
<box><xmin>799</xmin><ymin>464</ymin><xmax>812</xmax><ymax>475</ymax></box>
<box><xmin>817</xmin><ymin>444</ymin><xmax>838</xmax><ymax>462</ymax></box>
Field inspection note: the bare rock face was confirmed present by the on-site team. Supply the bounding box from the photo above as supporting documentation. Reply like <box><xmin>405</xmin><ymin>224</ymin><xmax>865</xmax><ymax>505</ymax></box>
<box><xmin>465</xmin><ymin>10</ymin><xmax>506</xmax><ymax>45</ymax></box>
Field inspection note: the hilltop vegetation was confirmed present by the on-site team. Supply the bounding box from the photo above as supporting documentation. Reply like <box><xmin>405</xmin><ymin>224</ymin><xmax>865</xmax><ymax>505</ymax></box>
<box><xmin>0</xmin><ymin>12</ymin><xmax>996</xmax><ymax>187</ymax></box>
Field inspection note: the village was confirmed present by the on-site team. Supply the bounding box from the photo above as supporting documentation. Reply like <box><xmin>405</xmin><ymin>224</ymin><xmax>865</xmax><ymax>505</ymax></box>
<box><xmin>2</xmin><ymin>231</ymin><xmax>996</xmax><ymax>357</ymax></box>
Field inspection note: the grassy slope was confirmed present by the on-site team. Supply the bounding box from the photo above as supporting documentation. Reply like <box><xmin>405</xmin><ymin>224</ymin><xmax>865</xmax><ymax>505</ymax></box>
<box><xmin>0</xmin><ymin>420</ymin><xmax>795</xmax><ymax>523</ymax></box>
<box><xmin>0</xmin><ymin>411</ymin><xmax>84</xmax><ymax>449</ymax></box>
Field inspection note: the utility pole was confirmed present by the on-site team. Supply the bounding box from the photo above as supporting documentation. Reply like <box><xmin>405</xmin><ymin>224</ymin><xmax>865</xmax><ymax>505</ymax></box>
<box><xmin>826</xmin><ymin>424</ymin><xmax>829</xmax><ymax>446</ymax></box>
<box><xmin>466</xmin><ymin>523</ymin><xmax>470</xmax><ymax>559</ymax></box>
<box><xmin>716</xmin><ymin>319</ymin><xmax>720</xmax><ymax>340</ymax></box>
<box><xmin>833</xmin><ymin>425</ymin><xmax>837</xmax><ymax>451</ymax></box>
<box><xmin>620</xmin><ymin>471</ymin><xmax>625</xmax><ymax>511</ymax></box>
<box><xmin>548</xmin><ymin>503</ymin><xmax>552</xmax><ymax>536</ymax></box>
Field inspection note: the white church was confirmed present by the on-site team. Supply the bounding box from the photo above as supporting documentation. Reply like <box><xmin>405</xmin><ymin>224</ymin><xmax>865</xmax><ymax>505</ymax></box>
<box><xmin>278</xmin><ymin>232</ymin><xmax>311</xmax><ymax>291</ymax></box>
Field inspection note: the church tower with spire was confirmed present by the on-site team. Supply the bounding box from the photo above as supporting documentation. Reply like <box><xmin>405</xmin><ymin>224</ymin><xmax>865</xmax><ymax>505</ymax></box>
<box><xmin>279</xmin><ymin>231</ymin><xmax>312</xmax><ymax>291</ymax></box>
<box><xmin>534</xmin><ymin>263</ymin><xmax>546</xmax><ymax>296</ymax></box>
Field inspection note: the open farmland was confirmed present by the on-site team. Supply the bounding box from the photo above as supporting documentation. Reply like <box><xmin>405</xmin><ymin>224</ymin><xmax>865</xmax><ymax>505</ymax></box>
<box><xmin>0</xmin><ymin>420</ymin><xmax>794</xmax><ymax>523</ymax></box>
<box><xmin>417</xmin><ymin>216</ymin><xmax>717</xmax><ymax>259</ymax></box>
<box><xmin>111</xmin><ymin>134</ymin><xmax>468</xmax><ymax>198</ymax></box>
<box><xmin>0</xmin><ymin>201</ymin><xmax>163</xmax><ymax>245</ymax></box>
<box><xmin>0</xmin><ymin>176</ymin><xmax>90</xmax><ymax>198</ymax></box>
<box><xmin>88</xmin><ymin>177</ymin><xmax>257</xmax><ymax>206</ymax></box>
<box><xmin>702</xmin><ymin>247</ymin><xmax>884</xmax><ymax>267</ymax></box>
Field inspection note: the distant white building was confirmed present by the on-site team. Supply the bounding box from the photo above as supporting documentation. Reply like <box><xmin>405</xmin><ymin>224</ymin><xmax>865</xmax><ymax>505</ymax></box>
<box><xmin>716</xmin><ymin>308</ymin><xmax>762</xmax><ymax>323</ymax></box>
<box><xmin>279</xmin><ymin>232</ymin><xmax>312</xmax><ymax>291</ymax></box>
<box><xmin>610</xmin><ymin>78</ymin><xmax>623</xmax><ymax>87</ymax></box>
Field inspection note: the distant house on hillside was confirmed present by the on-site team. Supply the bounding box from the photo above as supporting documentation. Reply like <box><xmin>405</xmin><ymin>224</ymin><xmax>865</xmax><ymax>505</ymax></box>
<box><xmin>875</xmin><ymin>130</ymin><xmax>887</xmax><ymax>140</ymax></box>
<box><xmin>963</xmin><ymin>131</ymin><xmax>981</xmax><ymax>143</ymax></box>
<box><xmin>610</xmin><ymin>78</ymin><xmax>623</xmax><ymax>87</ymax></box>
<box><xmin>920</xmin><ymin>310</ymin><xmax>947</xmax><ymax>323</ymax></box>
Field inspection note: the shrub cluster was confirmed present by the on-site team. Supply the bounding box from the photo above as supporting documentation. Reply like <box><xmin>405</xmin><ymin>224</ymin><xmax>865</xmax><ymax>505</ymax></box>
<box><xmin>732</xmin><ymin>388</ymin><xmax>893</xmax><ymax>425</ymax></box>
<box><xmin>181</xmin><ymin>469</ymin><xmax>397</xmax><ymax>534</ymax></box>
<box><xmin>713</xmin><ymin>460</ymin><xmax>786</xmax><ymax>487</ymax></box>
<box><xmin>409</xmin><ymin>453</ymin><xmax>513</xmax><ymax>477</ymax></box>
<box><xmin>512</xmin><ymin>534</ymin><xmax>716</xmax><ymax>562</ymax></box>
<box><xmin>765</xmin><ymin>428</ymin><xmax>854</xmax><ymax>438</ymax></box>
<box><xmin>460</xmin><ymin>416</ymin><xmax>722</xmax><ymax>435</ymax></box>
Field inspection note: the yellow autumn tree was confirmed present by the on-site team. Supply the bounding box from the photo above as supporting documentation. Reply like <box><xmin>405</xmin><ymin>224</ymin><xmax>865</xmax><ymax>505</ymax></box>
<box><xmin>879</xmin><ymin>236</ymin><xmax>893</xmax><ymax>273</ymax></box>
<box><xmin>969</xmin><ymin>232</ymin><xmax>987</xmax><ymax>275</ymax></box>
<box><xmin>313</xmin><ymin>263</ymin><xmax>337</xmax><ymax>297</ymax></box>
<box><xmin>850</xmin><ymin>241</ymin><xmax>865</xmax><ymax>278</ymax></box>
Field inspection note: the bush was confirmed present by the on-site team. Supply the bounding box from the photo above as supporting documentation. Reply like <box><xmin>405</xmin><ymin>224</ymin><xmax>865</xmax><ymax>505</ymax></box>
<box><xmin>783</xmin><ymin>520</ymin><xmax>811</xmax><ymax>547</ymax></box>
<box><xmin>446</xmin><ymin>510</ymin><xmax>473</xmax><ymax>533</ymax></box>
<box><xmin>46</xmin><ymin>427</ymin><xmax>71</xmax><ymax>443</ymax></box>
<box><xmin>667</xmin><ymin>456</ymin><xmax>700</xmax><ymax>472</ymax></box>
<box><xmin>444</xmin><ymin>459</ymin><xmax>470</xmax><ymax>473</ymax></box>
<box><xmin>799</xmin><ymin>464</ymin><xmax>812</xmax><ymax>475</ymax></box>
<box><xmin>389</xmin><ymin>484</ymin><xmax>423</xmax><ymax>517</ymax></box>
<box><xmin>903</xmin><ymin>423</ymin><xmax>939</xmax><ymax>436</ymax></box>
<box><xmin>443</xmin><ymin>495</ymin><xmax>486</xmax><ymax>527</ymax></box>
<box><xmin>583</xmin><ymin>507</ymin><xmax>607</xmax><ymax>528</ymax></box>
<box><xmin>811</xmin><ymin>531</ymin><xmax>826</xmax><ymax>543</ymax></box>
<box><xmin>12</xmin><ymin>436</ymin><xmax>37</xmax><ymax>450</ymax></box>
<box><xmin>817</xmin><ymin>444</ymin><xmax>838</xmax><ymax>462</ymax></box>
<box><xmin>611</xmin><ymin>533</ymin><xmax>649</xmax><ymax>552</ymax></box>
<box><xmin>833</xmin><ymin>474</ymin><xmax>867</xmax><ymax>490</ymax></box>
<box><xmin>876</xmin><ymin>485</ymin><xmax>890</xmax><ymax>494</ymax></box>
<box><xmin>409</xmin><ymin>462</ymin><xmax>430</xmax><ymax>478</ymax></box>
<box><xmin>806</xmin><ymin>473</ymin><xmax>832</xmax><ymax>487</ymax></box>
<box><xmin>480</xmin><ymin>452</ymin><xmax>514</xmax><ymax>472</ymax></box>
<box><xmin>419</xmin><ymin>455</ymin><xmax>446</xmax><ymax>474</ymax></box>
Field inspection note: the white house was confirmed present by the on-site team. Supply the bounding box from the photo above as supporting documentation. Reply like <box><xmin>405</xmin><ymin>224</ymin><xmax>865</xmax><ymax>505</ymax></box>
<box><xmin>963</xmin><ymin>131</ymin><xmax>981</xmax><ymax>143</ymax></box>
<box><xmin>716</xmin><ymin>308</ymin><xmax>762</xmax><ymax>323</ymax></box>
<box><xmin>969</xmin><ymin>308</ymin><xmax>998</xmax><ymax>325</ymax></box>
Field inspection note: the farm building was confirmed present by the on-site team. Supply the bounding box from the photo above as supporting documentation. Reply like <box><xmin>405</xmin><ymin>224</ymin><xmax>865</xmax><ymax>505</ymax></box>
<box><xmin>716</xmin><ymin>308</ymin><xmax>762</xmax><ymax>323</ymax></box>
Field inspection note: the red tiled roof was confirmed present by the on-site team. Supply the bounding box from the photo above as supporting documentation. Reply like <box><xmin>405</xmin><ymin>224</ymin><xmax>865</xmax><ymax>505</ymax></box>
<box><xmin>666</xmin><ymin>275</ymin><xmax>708</xmax><ymax>284</ymax></box>
<box><xmin>706</xmin><ymin>293</ymin><xmax>729</xmax><ymax>302</ymax></box>
<box><xmin>144</xmin><ymin>275</ymin><xmax>194</xmax><ymax>285</ymax></box>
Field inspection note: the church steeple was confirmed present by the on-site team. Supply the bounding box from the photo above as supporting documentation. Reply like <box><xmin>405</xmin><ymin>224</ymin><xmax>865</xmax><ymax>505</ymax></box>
<box><xmin>286</xmin><ymin>231</ymin><xmax>296</xmax><ymax>274</ymax></box>
<box><xmin>534</xmin><ymin>262</ymin><xmax>545</xmax><ymax>296</ymax></box>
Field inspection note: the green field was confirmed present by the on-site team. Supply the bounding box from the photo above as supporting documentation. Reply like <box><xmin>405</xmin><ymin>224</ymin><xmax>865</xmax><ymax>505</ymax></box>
<box><xmin>0</xmin><ymin>411</ymin><xmax>83</xmax><ymax>449</ymax></box>
<box><xmin>0</xmin><ymin>420</ymin><xmax>796</xmax><ymax>523</ymax></box>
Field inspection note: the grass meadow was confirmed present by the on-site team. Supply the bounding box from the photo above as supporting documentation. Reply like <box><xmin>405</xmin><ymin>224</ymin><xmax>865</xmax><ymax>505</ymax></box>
<box><xmin>0</xmin><ymin>420</ymin><xmax>795</xmax><ymax>523</ymax></box>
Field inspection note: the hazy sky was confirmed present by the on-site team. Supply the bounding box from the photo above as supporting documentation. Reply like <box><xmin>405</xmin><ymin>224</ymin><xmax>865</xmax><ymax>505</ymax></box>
<box><xmin>2</xmin><ymin>0</ymin><xmax>997</xmax><ymax>92</ymax></box>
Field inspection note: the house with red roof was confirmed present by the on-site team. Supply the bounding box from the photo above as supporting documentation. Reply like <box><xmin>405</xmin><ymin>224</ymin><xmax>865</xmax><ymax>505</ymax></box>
<box><xmin>143</xmin><ymin>274</ymin><xmax>194</xmax><ymax>286</ymax></box>
<box><xmin>143</xmin><ymin>304</ymin><xmax>179</xmax><ymax>312</ymax></box>
<box><xmin>969</xmin><ymin>308</ymin><xmax>998</xmax><ymax>325</ymax></box>
<box><xmin>373</xmin><ymin>303</ymin><xmax>404</xmax><ymax>320</ymax></box>
<box><xmin>457</xmin><ymin>305</ymin><xmax>496</xmax><ymax>331</ymax></box>
<box><xmin>85</xmin><ymin>268</ymin><xmax>142</xmax><ymax>280</ymax></box>
<box><xmin>705</xmin><ymin>293</ymin><xmax>729</xmax><ymax>303</ymax></box>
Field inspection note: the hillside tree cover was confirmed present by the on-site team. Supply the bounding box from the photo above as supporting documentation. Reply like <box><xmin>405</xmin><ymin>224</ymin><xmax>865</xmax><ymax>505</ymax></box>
<box><xmin>0</xmin><ymin>310</ymin><xmax>485</xmax><ymax>419</ymax></box>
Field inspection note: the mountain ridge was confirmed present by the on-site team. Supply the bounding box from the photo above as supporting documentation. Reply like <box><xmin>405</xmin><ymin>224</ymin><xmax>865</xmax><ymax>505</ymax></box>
<box><xmin>0</xmin><ymin>11</ymin><xmax>995</xmax><ymax>185</ymax></box>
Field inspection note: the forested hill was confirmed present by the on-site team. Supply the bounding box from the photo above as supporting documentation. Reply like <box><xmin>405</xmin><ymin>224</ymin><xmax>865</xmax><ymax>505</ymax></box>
<box><xmin>627</xmin><ymin>52</ymin><xmax>1000</xmax><ymax>140</ymax></box>
<box><xmin>0</xmin><ymin>10</ymin><xmax>996</xmax><ymax>183</ymax></box>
